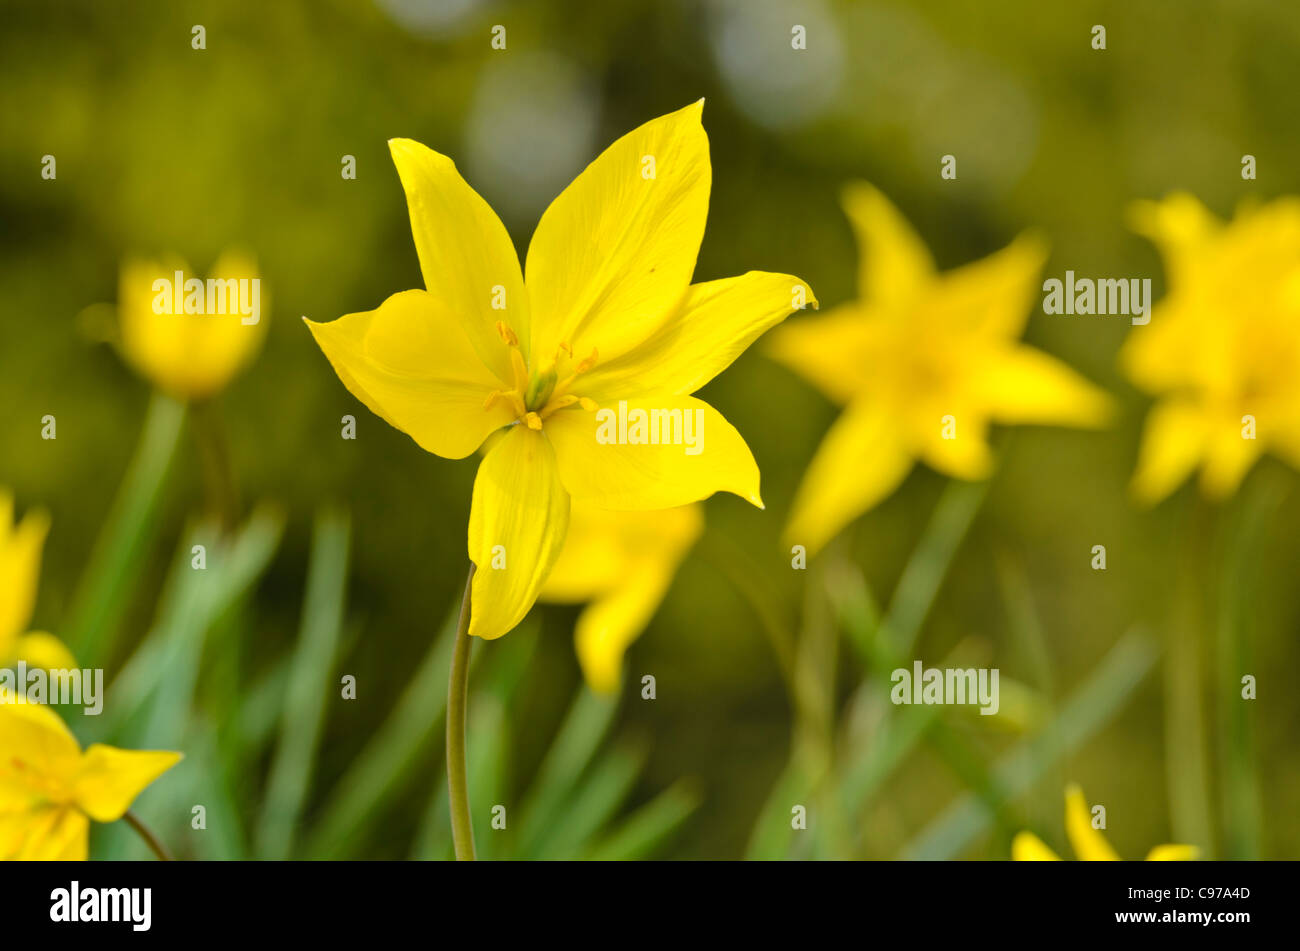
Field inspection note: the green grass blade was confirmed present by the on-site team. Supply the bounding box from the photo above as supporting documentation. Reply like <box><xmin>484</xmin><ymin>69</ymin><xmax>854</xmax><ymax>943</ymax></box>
<box><xmin>256</xmin><ymin>508</ymin><xmax>351</xmax><ymax>859</ymax></box>
<box><xmin>66</xmin><ymin>394</ymin><xmax>185</xmax><ymax>666</ymax></box>
<box><xmin>899</xmin><ymin>629</ymin><xmax>1159</xmax><ymax>859</ymax></box>
<box><xmin>526</xmin><ymin>741</ymin><xmax>647</xmax><ymax>859</ymax></box>
<box><xmin>585</xmin><ymin>780</ymin><xmax>702</xmax><ymax>860</ymax></box>
<box><xmin>514</xmin><ymin>686</ymin><xmax>620</xmax><ymax>857</ymax></box>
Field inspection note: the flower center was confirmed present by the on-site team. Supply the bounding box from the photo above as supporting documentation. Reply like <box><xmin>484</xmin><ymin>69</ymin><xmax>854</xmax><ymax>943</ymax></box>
<box><xmin>483</xmin><ymin>323</ymin><xmax>599</xmax><ymax>430</ymax></box>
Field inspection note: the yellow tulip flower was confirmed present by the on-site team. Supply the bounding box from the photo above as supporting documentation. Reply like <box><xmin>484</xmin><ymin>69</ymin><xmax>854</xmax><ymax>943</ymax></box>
<box><xmin>0</xmin><ymin>491</ymin><xmax>75</xmax><ymax>673</ymax></box>
<box><xmin>1012</xmin><ymin>784</ymin><xmax>1198</xmax><ymax>861</ymax></box>
<box><xmin>1122</xmin><ymin>193</ymin><xmax>1300</xmax><ymax>503</ymax></box>
<box><xmin>0</xmin><ymin>694</ymin><xmax>181</xmax><ymax>860</ymax></box>
<box><xmin>768</xmin><ymin>183</ymin><xmax>1113</xmax><ymax>556</ymax></box>
<box><xmin>540</xmin><ymin>502</ymin><xmax>703</xmax><ymax>693</ymax></box>
<box><xmin>117</xmin><ymin>251</ymin><xmax>267</xmax><ymax>401</ymax></box>
<box><xmin>764</xmin><ymin>184</ymin><xmax>1112</xmax><ymax>556</ymax></box>
<box><xmin>306</xmin><ymin>101</ymin><xmax>814</xmax><ymax>640</ymax></box>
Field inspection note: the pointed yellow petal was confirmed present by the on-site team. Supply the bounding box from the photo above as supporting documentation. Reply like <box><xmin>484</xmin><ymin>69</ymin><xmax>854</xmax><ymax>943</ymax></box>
<box><xmin>916</xmin><ymin>412</ymin><xmax>995</xmax><ymax>481</ymax></box>
<box><xmin>583</xmin><ymin>271</ymin><xmax>816</xmax><ymax>401</ymax></box>
<box><xmin>978</xmin><ymin>345</ymin><xmax>1114</xmax><ymax>428</ymax></box>
<box><xmin>0</xmin><ymin>504</ymin><xmax>48</xmax><ymax>652</ymax></box>
<box><xmin>389</xmin><ymin>137</ymin><xmax>529</xmax><ymax>372</ymax></box>
<box><xmin>1199</xmin><ymin>415</ymin><xmax>1264</xmax><ymax>499</ymax></box>
<box><xmin>925</xmin><ymin>232</ymin><xmax>1048</xmax><ymax>339</ymax></box>
<box><xmin>784</xmin><ymin>397</ymin><xmax>914</xmax><ymax>556</ymax></box>
<box><xmin>546</xmin><ymin>397</ymin><xmax>762</xmax><ymax>510</ymax></box>
<box><xmin>0</xmin><ymin>696</ymin><xmax>82</xmax><ymax>798</ymax></box>
<box><xmin>575</xmin><ymin>563</ymin><xmax>676</xmax><ymax>695</ymax></box>
<box><xmin>1131</xmin><ymin>398</ymin><xmax>1207</xmax><ymax>505</ymax></box>
<box><xmin>467</xmin><ymin>426</ymin><xmax>571</xmax><ymax>640</ymax></box>
<box><xmin>841</xmin><ymin>182</ymin><xmax>935</xmax><ymax>309</ymax></box>
<box><xmin>540</xmin><ymin>504</ymin><xmax>702</xmax><ymax>693</ymax></box>
<box><xmin>0</xmin><ymin>804</ymin><xmax>88</xmax><ymax>860</ymax></box>
<box><xmin>541</xmin><ymin>504</ymin><xmax>701</xmax><ymax>602</ymax></box>
<box><xmin>305</xmin><ymin>290</ymin><xmax>516</xmax><ymax>459</ymax></box>
<box><xmin>1145</xmin><ymin>843</ymin><xmax>1199</xmax><ymax>861</ymax></box>
<box><xmin>765</xmin><ymin>303</ymin><xmax>876</xmax><ymax>406</ymax></box>
<box><xmin>12</xmin><ymin>631</ymin><xmax>77</xmax><ymax>672</ymax></box>
<box><xmin>1011</xmin><ymin>831</ymin><xmax>1061</xmax><ymax>861</ymax></box>
<box><xmin>1128</xmin><ymin>193</ymin><xmax>1221</xmax><ymax>290</ymax></box>
<box><xmin>1064</xmin><ymin>785</ymin><xmax>1121</xmax><ymax>860</ymax></box>
<box><xmin>525</xmin><ymin>101</ymin><xmax>710</xmax><ymax>361</ymax></box>
<box><xmin>70</xmin><ymin>745</ymin><xmax>182</xmax><ymax>823</ymax></box>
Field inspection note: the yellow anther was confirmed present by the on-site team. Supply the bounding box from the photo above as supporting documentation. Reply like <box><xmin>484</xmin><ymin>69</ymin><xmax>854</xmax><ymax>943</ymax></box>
<box><xmin>523</xmin><ymin>411</ymin><xmax>543</xmax><ymax>431</ymax></box>
<box><xmin>577</xmin><ymin>396</ymin><xmax>598</xmax><ymax>411</ymax></box>
<box><xmin>484</xmin><ymin>390</ymin><xmax>502</xmax><ymax>410</ymax></box>
<box><xmin>496</xmin><ymin>321</ymin><xmax>519</xmax><ymax>347</ymax></box>
<box><xmin>574</xmin><ymin>347</ymin><xmax>598</xmax><ymax>375</ymax></box>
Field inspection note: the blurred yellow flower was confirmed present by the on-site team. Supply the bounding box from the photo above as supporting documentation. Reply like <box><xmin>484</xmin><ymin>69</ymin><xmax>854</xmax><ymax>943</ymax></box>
<box><xmin>768</xmin><ymin>183</ymin><xmax>1113</xmax><ymax>555</ymax></box>
<box><xmin>117</xmin><ymin>251</ymin><xmax>267</xmax><ymax>401</ymax></box>
<box><xmin>540</xmin><ymin>502</ymin><xmax>703</xmax><ymax>693</ymax></box>
<box><xmin>1012</xmin><ymin>784</ymin><xmax>1198</xmax><ymax>861</ymax></box>
<box><xmin>1122</xmin><ymin>194</ymin><xmax>1300</xmax><ymax>503</ymax></box>
<box><xmin>306</xmin><ymin>101</ymin><xmax>813</xmax><ymax>639</ymax></box>
<box><xmin>0</xmin><ymin>694</ymin><xmax>181</xmax><ymax>860</ymax></box>
<box><xmin>0</xmin><ymin>491</ymin><xmax>75</xmax><ymax>673</ymax></box>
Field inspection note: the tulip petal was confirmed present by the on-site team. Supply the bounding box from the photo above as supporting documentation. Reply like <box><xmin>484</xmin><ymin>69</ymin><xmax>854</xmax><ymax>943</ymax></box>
<box><xmin>575</xmin><ymin>562</ymin><xmax>676</xmax><ymax>695</ymax></box>
<box><xmin>0</xmin><ymin>804</ymin><xmax>88</xmax><ymax>860</ymax></box>
<box><xmin>546</xmin><ymin>397</ymin><xmax>762</xmax><ymax>510</ymax></box>
<box><xmin>542</xmin><ymin>504</ymin><xmax>702</xmax><ymax>602</ymax></box>
<box><xmin>582</xmin><ymin>271</ymin><xmax>816</xmax><ymax>402</ymax></box>
<box><xmin>0</xmin><ymin>500</ymin><xmax>48</xmax><ymax>652</ymax></box>
<box><xmin>915</xmin><ymin>411</ymin><xmax>995</xmax><ymax>481</ymax></box>
<box><xmin>540</xmin><ymin>505</ymin><xmax>702</xmax><ymax>693</ymax></box>
<box><xmin>467</xmin><ymin>426</ymin><xmax>571</xmax><ymax>640</ymax></box>
<box><xmin>1145</xmin><ymin>843</ymin><xmax>1200</xmax><ymax>861</ymax></box>
<box><xmin>1064</xmin><ymin>785</ymin><xmax>1121</xmax><ymax>861</ymax></box>
<box><xmin>980</xmin><ymin>345</ymin><xmax>1114</xmax><ymax>428</ymax></box>
<box><xmin>13</xmin><ymin>631</ymin><xmax>78</xmax><ymax>672</ymax></box>
<box><xmin>389</xmin><ymin>138</ymin><xmax>530</xmax><ymax>373</ymax></box>
<box><xmin>71</xmin><ymin>745</ymin><xmax>182</xmax><ymax>823</ymax></box>
<box><xmin>765</xmin><ymin>303</ymin><xmax>875</xmax><ymax>406</ymax></box>
<box><xmin>842</xmin><ymin>182</ymin><xmax>935</xmax><ymax>309</ymax></box>
<box><xmin>525</xmin><ymin>101</ymin><xmax>710</xmax><ymax>361</ymax></box>
<box><xmin>784</xmin><ymin>396</ymin><xmax>914</xmax><ymax>556</ymax></box>
<box><xmin>0</xmin><ymin>693</ymin><xmax>81</xmax><ymax>794</ymax></box>
<box><xmin>1011</xmin><ymin>831</ymin><xmax>1061</xmax><ymax>861</ymax></box>
<box><xmin>1131</xmin><ymin>398</ymin><xmax>1207</xmax><ymax>505</ymax></box>
<box><xmin>1200</xmin><ymin>414</ymin><xmax>1264</xmax><ymax>499</ymax></box>
<box><xmin>926</xmin><ymin>233</ymin><xmax>1048</xmax><ymax>339</ymax></box>
<box><xmin>305</xmin><ymin>290</ymin><xmax>517</xmax><ymax>460</ymax></box>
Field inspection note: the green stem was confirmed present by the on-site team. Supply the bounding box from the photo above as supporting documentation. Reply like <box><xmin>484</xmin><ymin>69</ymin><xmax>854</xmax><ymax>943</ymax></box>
<box><xmin>124</xmin><ymin>811</ymin><xmax>173</xmax><ymax>861</ymax></box>
<box><xmin>189</xmin><ymin>397</ymin><xmax>240</xmax><ymax>533</ymax></box>
<box><xmin>1165</xmin><ymin>497</ymin><xmax>1215</xmax><ymax>855</ymax></box>
<box><xmin>447</xmin><ymin>564</ymin><xmax>477</xmax><ymax>861</ymax></box>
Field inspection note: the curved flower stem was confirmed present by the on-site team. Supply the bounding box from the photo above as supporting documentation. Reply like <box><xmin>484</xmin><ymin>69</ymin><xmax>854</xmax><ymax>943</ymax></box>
<box><xmin>124</xmin><ymin>811</ymin><xmax>173</xmax><ymax>861</ymax></box>
<box><xmin>447</xmin><ymin>564</ymin><xmax>477</xmax><ymax>861</ymax></box>
<box><xmin>189</xmin><ymin>397</ymin><xmax>240</xmax><ymax>534</ymax></box>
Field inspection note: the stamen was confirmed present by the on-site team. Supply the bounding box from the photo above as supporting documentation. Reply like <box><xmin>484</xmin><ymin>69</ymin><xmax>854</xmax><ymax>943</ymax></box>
<box><xmin>496</xmin><ymin>321</ymin><xmax>519</xmax><ymax>347</ymax></box>
<box><xmin>523</xmin><ymin>412</ymin><xmax>543</xmax><ymax>431</ymax></box>
<box><xmin>578</xmin><ymin>397</ymin><xmax>598</xmax><ymax>411</ymax></box>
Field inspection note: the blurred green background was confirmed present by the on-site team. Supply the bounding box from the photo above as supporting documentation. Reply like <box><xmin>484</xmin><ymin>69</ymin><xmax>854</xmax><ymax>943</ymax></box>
<box><xmin>2</xmin><ymin>0</ymin><xmax>1298</xmax><ymax>859</ymax></box>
